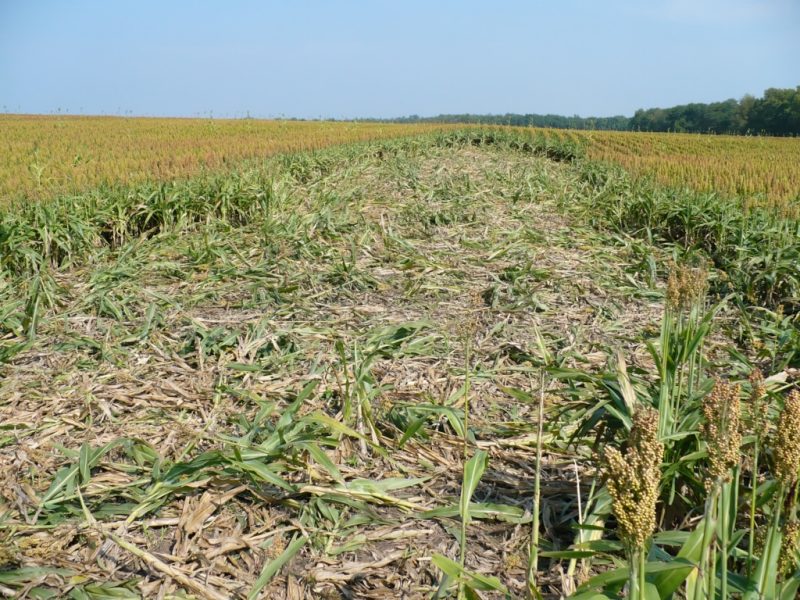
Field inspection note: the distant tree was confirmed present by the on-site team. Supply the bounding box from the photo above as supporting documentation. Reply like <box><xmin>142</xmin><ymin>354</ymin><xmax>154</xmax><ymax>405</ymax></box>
<box><xmin>381</xmin><ymin>86</ymin><xmax>799</xmax><ymax>135</ymax></box>
<box><xmin>747</xmin><ymin>87</ymin><xmax>800</xmax><ymax>135</ymax></box>
<box><xmin>739</xmin><ymin>94</ymin><xmax>756</xmax><ymax>132</ymax></box>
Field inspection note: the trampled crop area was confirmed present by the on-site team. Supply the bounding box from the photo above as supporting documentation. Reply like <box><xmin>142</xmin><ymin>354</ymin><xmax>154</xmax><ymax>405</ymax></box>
<box><xmin>1</xmin><ymin>127</ymin><xmax>799</xmax><ymax>598</ymax></box>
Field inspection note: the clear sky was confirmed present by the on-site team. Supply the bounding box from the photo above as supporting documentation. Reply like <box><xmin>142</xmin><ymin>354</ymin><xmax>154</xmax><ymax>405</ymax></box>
<box><xmin>1</xmin><ymin>0</ymin><xmax>798</xmax><ymax>119</ymax></box>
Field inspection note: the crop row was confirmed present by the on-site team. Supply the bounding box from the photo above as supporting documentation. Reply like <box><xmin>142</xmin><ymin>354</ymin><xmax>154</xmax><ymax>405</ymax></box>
<box><xmin>0</xmin><ymin>115</ymin><xmax>448</xmax><ymax>204</ymax></box>
<box><xmin>3</xmin><ymin>116</ymin><xmax>798</xmax><ymax>209</ymax></box>
<box><xmin>564</xmin><ymin>129</ymin><xmax>800</xmax><ymax>206</ymax></box>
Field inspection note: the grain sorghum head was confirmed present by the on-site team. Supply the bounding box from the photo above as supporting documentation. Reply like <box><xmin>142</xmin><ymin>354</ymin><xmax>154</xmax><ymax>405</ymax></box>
<box><xmin>603</xmin><ymin>408</ymin><xmax>663</xmax><ymax>548</ymax></box>
<box><xmin>666</xmin><ymin>262</ymin><xmax>708</xmax><ymax>312</ymax></box>
<box><xmin>666</xmin><ymin>269</ymin><xmax>681</xmax><ymax>312</ymax></box>
<box><xmin>773</xmin><ymin>390</ymin><xmax>800</xmax><ymax>488</ymax></box>
<box><xmin>701</xmin><ymin>379</ymin><xmax>742</xmax><ymax>488</ymax></box>
<box><xmin>780</xmin><ymin>518</ymin><xmax>800</xmax><ymax>577</ymax></box>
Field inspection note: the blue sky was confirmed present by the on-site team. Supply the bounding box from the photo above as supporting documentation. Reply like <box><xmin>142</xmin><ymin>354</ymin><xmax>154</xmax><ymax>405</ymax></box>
<box><xmin>1</xmin><ymin>0</ymin><xmax>798</xmax><ymax>119</ymax></box>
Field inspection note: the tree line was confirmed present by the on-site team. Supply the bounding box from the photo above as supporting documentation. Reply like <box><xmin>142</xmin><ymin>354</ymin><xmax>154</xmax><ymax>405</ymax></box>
<box><xmin>380</xmin><ymin>86</ymin><xmax>800</xmax><ymax>136</ymax></box>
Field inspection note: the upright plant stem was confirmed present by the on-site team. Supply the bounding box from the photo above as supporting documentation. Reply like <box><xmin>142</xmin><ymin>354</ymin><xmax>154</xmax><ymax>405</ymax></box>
<box><xmin>658</xmin><ymin>308</ymin><xmax>673</xmax><ymax>439</ymax></box>
<box><xmin>720</xmin><ymin>482</ymin><xmax>731</xmax><ymax>600</ymax></box>
<box><xmin>527</xmin><ymin>375</ymin><xmax>545</xmax><ymax>598</ymax></box>
<box><xmin>638</xmin><ymin>546</ymin><xmax>647</xmax><ymax>600</ymax></box>
<box><xmin>686</xmin><ymin>304</ymin><xmax>700</xmax><ymax>401</ymax></box>
<box><xmin>748</xmin><ymin>440</ymin><xmax>760</xmax><ymax>577</ymax></box>
<box><xmin>694</xmin><ymin>490</ymin><xmax>718</xmax><ymax>600</ymax></box>
<box><xmin>627</xmin><ymin>546</ymin><xmax>647</xmax><ymax>600</ymax></box>
<box><xmin>458</xmin><ymin>337</ymin><xmax>472</xmax><ymax>599</ymax></box>
<box><xmin>675</xmin><ymin>364</ymin><xmax>684</xmax><ymax>420</ymax></box>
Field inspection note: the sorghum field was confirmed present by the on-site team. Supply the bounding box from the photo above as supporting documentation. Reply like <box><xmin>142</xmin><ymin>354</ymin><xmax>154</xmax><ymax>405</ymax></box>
<box><xmin>1</xmin><ymin>123</ymin><xmax>799</xmax><ymax>599</ymax></box>
<box><xmin>575</xmin><ymin>129</ymin><xmax>800</xmax><ymax>207</ymax></box>
<box><xmin>0</xmin><ymin>116</ymin><xmax>447</xmax><ymax>203</ymax></box>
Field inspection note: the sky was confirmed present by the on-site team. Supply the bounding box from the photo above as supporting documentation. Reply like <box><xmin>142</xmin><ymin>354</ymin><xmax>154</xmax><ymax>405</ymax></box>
<box><xmin>1</xmin><ymin>0</ymin><xmax>798</xmax><ymax>119</ymax></box>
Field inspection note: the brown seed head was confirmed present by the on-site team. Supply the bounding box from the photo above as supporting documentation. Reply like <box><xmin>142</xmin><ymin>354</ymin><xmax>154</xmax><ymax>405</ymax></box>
<box><xmin>780</xmin><ymin>518</ymin><xmax>800</xmax><ymax>577</ymax></box>
<box><xmin>603</xmin><ymin>408</ymin><xmax>663</xmax><ymax>548</ymax></box>
<box><xmin>701</xmin><ymin>379</ymin><xmax>742</xmax><ymax>488</ymax></box>
<box><xmin>666</xmin><ymin>269</ymin><xmax>681</xmax><ymax>311</ymax></box>
<box><xmin>665</xmin><ymin>262</ymin><xmax>708</xmax><ymax>312</ymax></box>
<box><xmin>773</xmin><ymin>390</ymin><xmax>800</xmax><ymax>487</ymax></box>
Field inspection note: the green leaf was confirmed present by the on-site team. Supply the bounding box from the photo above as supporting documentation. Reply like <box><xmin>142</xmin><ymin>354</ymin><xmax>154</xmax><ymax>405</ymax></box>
<box><xmin>0</xmin><ymin>567</ymin><xmax>73</xmax><ymax>585</ymax></box>
<box><xmin>499</xmin><ymin>386</ymin><xmax>533</xmax><ymax>403</ymax></box>
<box><xmin>39</xmin><ymin>439</ymin><xmax>125</xmax><ymax>508</ymax></box>
<box><xmin>294</xmin><ymin>378</ymin><xmax>320</xmax><ymax>404</ymax></box>
<box><xmin>578</xmin><ymin>560</ymin><xmax>695</xmax><ymax>594</ymax></box>
<box><xmin>568</xmin><ymin>593</ymin><xmax>615</xmax><ymax>600</ymax></box>
<box><xmin>463</xmin><ymin>586</ymin><xmax>482</xmax><ymax>600</ymax></box>
<box><xmin>305</xmin><ymin>411</ymin><xmax>387</xmax><ymax>457</ymax></box>
<box><xmin>650</xmin><ymin>522</ymin><xmax>704</xmax><ymax>598</ymax></box>
<box><xmin>780</xmin><ymin>574</ymin><xmax>800</xmax><ymax>600</ymax></box>
<box><xmin>398</xmin><ymin>416</ymin><xmax>427</xmax><ymax>448</ymax></box>
<box><xmin>247</xmin><ymin>535</ymin><xmax>307</xmax><ymax>599</ymax></box>
<box><xmin>345</xmin><ymin>477</ymin><xmax>426</xmax><ymax>494</ymax></box>
<box><xmin>744</xmin><ymin>503</ymin><xmax>783</xmax><ymax>600</ymax></box>
<box><xmin>614</xmin><ymin>350</ymin><xmax>637</xmax><ymax>415</ymax></box>
<box><xmin>460</xmin><ymin>450</ymin><xmax>488</xmax><ymax>525</ymax></box>
<box><xmin>236</xmin><ymin>459</ymin><xmax>294</xmax><ymax>492</ymax></box>
<box><xmin>642</xmin><ymin>581</ymin><xmax>662</xmax><ymax>600</ymax></box>
<box><xmin>297</xmin><ymin>441</ymin><xmax>344</xmax><ymax>485</ymax></box>
<box><xmin>574</xmin><ymin>539</ymin><xmax>625</xmax><ymax>553</ymax></box>
<box><xmin>652</xmin><ymin>531</ymin><xmax>691</xmax><ymax>546</ymax></box>
<box><xmin>539</xmin><ymin>550</ymin><xmax>597</xmax><ymax>559</ymax></box>
<box><xmin>431</xmin><ymin>553</ymin><xmax>508</xmax><ymax>593</ymax></box>
<box><xmin>78</xmin><ymin>442</ymin><xmax>91</xmax><ymax>484</ymax></box>
<box><xmin>421</xmin><ymin>502</ymin><xmax>527</xmax><ymax>523</ymax></box>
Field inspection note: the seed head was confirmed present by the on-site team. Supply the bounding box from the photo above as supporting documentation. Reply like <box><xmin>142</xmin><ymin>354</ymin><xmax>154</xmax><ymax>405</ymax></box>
<box><xmin>780</xmin><ymin>204</ymin><xmax>800</xmax><ymax>221</ymax></box>
<box><xmin>603</xmin><ymin>408</ymin><xmax>663</xmax><ymax>548</ymax></box>
<box><xmin>780</xmin><ymin>518</ymin><xmax>800</xmax><ymax>577</ymax></box>
<box><xmin>666</xmin><ymin>269</ymin><xmax>681</xmax><ymax>312</ymax></box>
<box><xmin>701</xmin><ymin>379</ymin><xmax>742</xmax><ymax>488</ymax></box>
<box><xmin>773</xmin><ymin>390</ymin><xmax>800</xmax><ymax>488</ymax></box>
<box><xmin>665</xmin><ymin>262</ymin><xmax>708</xmax><ymax>312</ymax></box>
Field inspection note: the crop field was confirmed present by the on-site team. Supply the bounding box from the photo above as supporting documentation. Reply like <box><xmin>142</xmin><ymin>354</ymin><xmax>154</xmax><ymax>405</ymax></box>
<box><xmin>0</xmin><ymin>116</ymin><xmax>447</xmax><ymax>203</ymax></box>
<box><xmin>3</xmin><ymin>115</ymin><xmax>798</xmax><ymax>211</ymax></box>
<box><xmin>0</xmin><ymin>126</ymin><xmax>799</xmax><ymax>599</ymax></box>
<box><xmin>572</xmin><ymin>129</ymin><xmax>800</xmax><ymax>207</ymax></box>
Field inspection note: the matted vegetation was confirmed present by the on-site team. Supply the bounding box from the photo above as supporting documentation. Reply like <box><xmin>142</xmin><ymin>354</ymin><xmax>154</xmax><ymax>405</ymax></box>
<box><xmin>0</xmin><ymin>130</ymin><xmax>799</xmax><ymax>598</ymax></box>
